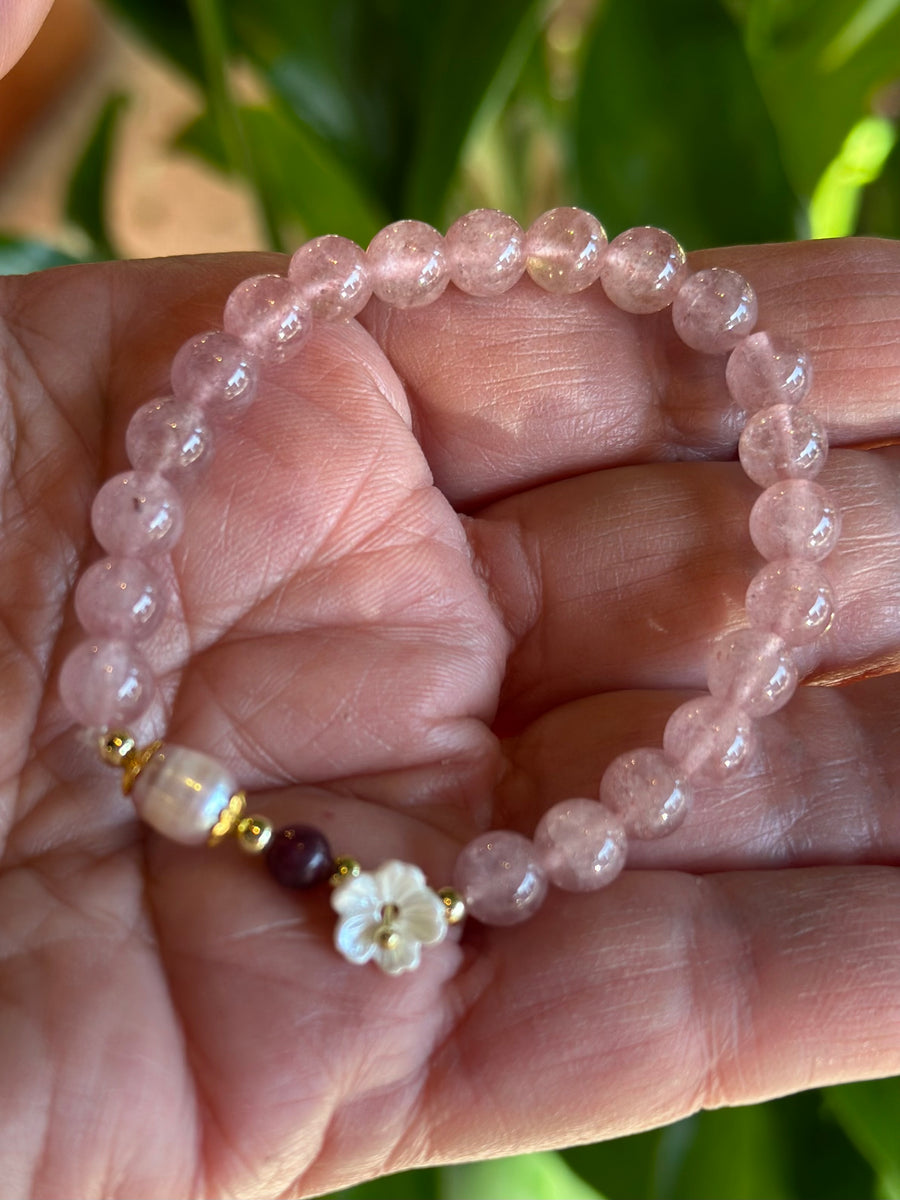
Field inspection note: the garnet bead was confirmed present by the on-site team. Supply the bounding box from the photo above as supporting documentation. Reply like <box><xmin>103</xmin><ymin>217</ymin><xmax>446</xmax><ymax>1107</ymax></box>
<box><xmin>265</xmin><ymin>824</ymin><xmax>333</xmax><ymax>889</ymax></box>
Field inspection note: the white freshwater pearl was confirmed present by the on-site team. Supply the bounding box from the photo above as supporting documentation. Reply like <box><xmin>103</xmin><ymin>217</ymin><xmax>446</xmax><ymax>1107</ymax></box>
<box><xmin>131</xmin><ymin>745</ymin><xmax>237</xmax><ymax>845</ymax></box>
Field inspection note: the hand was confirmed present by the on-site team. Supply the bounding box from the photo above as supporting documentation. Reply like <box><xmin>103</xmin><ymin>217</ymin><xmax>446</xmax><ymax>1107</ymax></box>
<box><xmin>1</xmin><ymin>240</ymin><xmax>898</xmax><ymax>1198</ymax></box>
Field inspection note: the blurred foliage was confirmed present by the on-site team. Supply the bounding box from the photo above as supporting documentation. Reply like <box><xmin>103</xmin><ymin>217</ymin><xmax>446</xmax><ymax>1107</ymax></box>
<box><xmin>2</xmin><ymin>1</ymin><xmax>899</xmax><ymax>1198</ymax></box>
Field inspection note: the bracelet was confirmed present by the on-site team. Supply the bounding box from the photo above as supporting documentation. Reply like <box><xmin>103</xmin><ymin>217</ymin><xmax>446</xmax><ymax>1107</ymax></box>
<box><xmin>58</xmin><ymin>209</ymin><xmax>836</xmax><ymax>975</ymax></box>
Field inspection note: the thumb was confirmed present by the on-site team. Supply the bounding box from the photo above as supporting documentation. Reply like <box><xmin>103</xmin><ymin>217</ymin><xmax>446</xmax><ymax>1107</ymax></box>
<box><xmin>0</xmin><ymin>0</ymin><xmax>55</xmax><ymax>79</ymax></box>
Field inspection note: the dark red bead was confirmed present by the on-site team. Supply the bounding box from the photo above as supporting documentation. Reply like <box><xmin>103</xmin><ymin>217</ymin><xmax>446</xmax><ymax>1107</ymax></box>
<box><xmin>265</xmin><ymin>824</ymin><xmax>333</xmax><ymax>889</ymax></box>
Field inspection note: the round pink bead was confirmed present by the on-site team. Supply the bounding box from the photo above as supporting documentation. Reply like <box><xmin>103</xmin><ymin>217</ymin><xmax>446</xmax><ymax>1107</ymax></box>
<box><xmin>746</xmin><ymin>559</ymin><xmax>835</xmax><ymax>646</ymax></box>
<box><xmin>170</xmin><ymin>330</ymin><xmax>259</xmax><ymax>420</ymax></box>
<box><xmin>366</xmin><ymin>219</ymin><xmax>449</xmax><ymax>309</ymax></box>
<box><xmin>223</xmin><ymin>274</ymin><xmax>311</xmax><ymax>364</ymax></box>
<box><xmin>525</xmin><ymin>206</ymin><xmax>607</xmax><ymax>293</ymax></box>
<box><xmin>534</xmin><ymin>798</ymin><xmax>626</xmax><ymax>891</ymax></box>
<box><xmin>663</xmin><ymin>697</ymin><xmax>755</xmax><ymax>780</ymax></box>
<box><xmin>74</xmin><ymin>557</ymin><xmax>166</xmax><ymax>642</ymax></box>
<box><xmin>672</xmin><ymin>267</ymin><xmax>758</xmax><ymax>354</ymax></box>
<box><xmin>91</xmin><ymin>471</ymin><xmax>184</xmax><ymax>558</ymax></box>
<box><xmin>599</xmin><ymin>226</ymin><xmax>688</xmax><ymax>313</ymax></box>
<box><xmin>126</xmin><ymin>398</ymin><xmax>212</xmax><ymax>480</ymax></box>
<box><xmin>706</xmin><ymin>629</ymin><xmax>797</xmax><ymax>717</ymax></box>
<box><xmin>454</xmin><ymin>831</ymin><xmax>547</xmax><ymax>926</ymax></box>
<box><xmin>726</xmin><ymin>332</ymin><xmax>812</xmax><ymax>412</ymax></box>
<box><xmin>288</xmin><ymin>234</ymin><xmax>372</xmax><ymax>321</ymax></box>
<box><xmin>131</xmin><ymin>744</ymin><xmax>238</xmax><ymax>845</ymax></box>
<box><xmin>445</xmin><ymin>208</ymin><xmax>526</xmax><ymax>297</ymax></box>
<box><xmin>749</xmin><ymin>479</ymin><xmax>841</xmax><ymax>562</ymax></box>
<box><xmin>599</xmin><ymin>747</ymin><xmax>692</xmax><ymax>839</ymax></box>
<box><xmin>739</xmin><ymin>404</ymin><xmax>828</xmax><ymax>488</ymax></box>
<box><xmin>59</xmin><ymin>638</ymin><xmax>154</xmax><ymax>727</ymax></box>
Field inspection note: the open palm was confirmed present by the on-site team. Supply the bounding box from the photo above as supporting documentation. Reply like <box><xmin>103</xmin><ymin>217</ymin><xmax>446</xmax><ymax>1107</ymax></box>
<box><xmin>1</xmin><ymin>239</ymin><xmax>899</xmax><ymax>1198</ymax></box>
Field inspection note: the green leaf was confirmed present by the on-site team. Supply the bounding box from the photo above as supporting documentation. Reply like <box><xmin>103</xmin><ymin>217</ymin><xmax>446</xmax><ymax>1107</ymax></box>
<box><xmin>857</xmin><ymin>127</ymin><xmax>900</xmax><ymax>237</ymax></box>
<box><xmin>574</xmin><ymin>0</ymin><xmax>798</xmax><ymax>248</ymax></box>
<box><xmin>98</xmin><ymin>0</ymin><xmax>202</xmax><ymax>80</ymax></box>
<box><xmin>175</xmin><ymin>103</ymin><xmax>386</xmax><ymax>243</ymax></box>
<box><xmin>64</xmin><ymin>91</ymin><xmax>129</xmax><ymax>261</ymax></box>
<box><xmin>653</xmin><ymin>1107</ymin><xmax>793</xmax><ymax>1200</ymax></box>
<box><xmin>0</xmin><ymin>235</ymin><xmax>81</xmax><ymax>275</ymax></box>
<box><xmin>321</xmin><ymin>1165</ymin><xmax>441</xmax><ymax>1199</ymax></box>
<box><xmin>823</xmin><ymin>1078</ymin><xmax>900</xmax><ymax>1200</ymax></box>
<box><xmin>402</xmin><ymin>0</ymin><xmax>543</xmax><ymax>223</ymax></box>
<box><xmin>440</xmin><ymin>1151</ymin><xmax>605</xmax><ymax>1200</ymax></box>
<box><xmin>737</xmin><ymin>0</ymin><xmax>900</xmax><ymax>208</ymax></box>
<box><xmin>563</xmin><ymin>1127</ymin><xmax>665</xmax><ymax>1199</ymax></box>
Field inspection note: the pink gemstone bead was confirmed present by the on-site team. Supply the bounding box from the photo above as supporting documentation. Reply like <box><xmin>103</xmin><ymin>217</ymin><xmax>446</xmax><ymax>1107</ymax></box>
<box><xmin>745</xmin><ymin>559</ymin><xmax>835</xmax><ymax>646</ymax></box>
<box><xmin>525</xmin><ymin>206</ymin><xmax>607</xmax><ymax>293</ymax></box>
<box><xmin>726</xmin><ymin>332</ymin><xmax>812</xmax><ymax>412</ymax></box>
<box><xmin>74</xmin><ymin>557</ymin><xmax>166</xmax><ymax>641</ymax></box>
<box><xmin>366</xmin><ymin>219</ymin><xmax>449</xmax><ymax>308</ymax></box>
<box><xmin>706</xmin><ymin>629</ymin><xmax>797</xmax><ymax>717</ymax></box>
<box><xmin>223</xmin><ymin>274</ymin><xmax>312</xmax><ymax>364</ymax></box>
<box><xmin>91</xmin><ymin>471</ymin><xmax>184</xmax><ymax>557</ymax></box>
<box><xmin>533</xmin><ymin>798</ymin><xmax>626</xmax><ymax>891</ymax></box>
<box><xmin>454</xmin><ymin>831</ymin><xmax>547</xmax><ymax>926</ymax></box>
<box><xmin>288</xmin><ymin>234</ymin><xmax>372</xmax><ymax>321</ymax></box>
<box><xmin>59</xmin><ymin>638</ymin><xmax>154</xmax><ymax>727</ymax></box>
<box><xmin>599</xmin><ymin>747</ymin><xmax>692</xmax><ymax>839</ymax></box>
<box><xmin>749</xmin><ymin>479</ymin><xmax>841</xmax><ymax>562</ymax></box>
<box><xmin>131</xmin><ymin>744</ymin><xmax>238</xmax><ymax>845</ymax></box>
<box><xmin>126</xmin><ymin>398</ymin><xmax>212</xmax><ymax>480</ymax></box>
<box><xmin>739</xmin><ymin>403</ymin><xmax>828</xmax><ymax>489</ymax></box>
<box><xmin>599</xmin><ymin>226</ymin><xmax>688</xmax><ymax>313</ymax></box>
<box><xmin>445</xmin><ymin>208</ymin><xmax>526</xmax><ymax>297</ymax></box>
<box><xmin>171</xmin><ymin>330</ymin><xmax>259</xmax><ymax>420</ymax></box>
<box><xmin>663</xmin><ymin>697</ymin><xmax>755</xmax><ymax>780</ymax></box>
<box><xmin>672</xmin><ymin>267</ymin><xmax>758</xmax><ymax>354</ymax></box>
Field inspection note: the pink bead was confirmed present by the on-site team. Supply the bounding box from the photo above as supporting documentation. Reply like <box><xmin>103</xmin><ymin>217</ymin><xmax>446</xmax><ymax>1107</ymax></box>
<box><xmin>131</xmin><ymin>744</ymin><xmax>237</xmax><ymax>845</ymax></box>
<box><xmin>91</xmin><ymin>471</ymin><xmax>184</xmax><ymax>558</ymax></box>
<box><xmin>288</xmin><ymin>234</ymin><xmax>372</xmax><ymax>321</ymax></box>
<box><xmin>366</xmin><ymin>220</ymin><xmax>449</xmax><ymax>308</ymax></box>
<box><xmin>454</xmin><ymin>831</ymin><xmax>547</xmax><ymax>926</ymax></box>
<box><xmin>706</xmin><ymin>629</ymin><xmax>797</xmax><ymax>716</ymax></box>
<box><xmin>74</xmin><ymin>557</ymin><xmax>166</xmax><ymax>641</ymax></box>
<box><xmin>59</xmin><ymin>638</ymin><xmax>154</xmax><ymax>727</ymax></box>
<box><xmin>599</xmin><ymin>747</ymin><xmax>692</xmax><ymax>839</ymax></box>
<box><xmin>126</xmin><ymin>398</ymin><xmax>212</xmax><ymax>480</ymax></box>
<box><xmin>533</xmin><ymin>799</ymin><xmax>626</xmax><ymax>891</ymax></box>
<box><xmin>663</xmin><ymin>697</ymin><xmax>755</xmax><ymax>780</ymax></box>
<box><xmin>726</xmin><ymin>332</ymin><xmax>812</xmax><ymax>412</ymax></box>
<box><xmin>739</xmin><ymin>404</ymin><xmax>828</xmax><ymax>488</ymax></box>
<box><xmin>445</xmin><ymin>208</ymin><xmax>526</xmax><ymax>297</ymax></box>
<box><xmin>672</xmin><ymin>268</ymin><xmax>758</xmax><ymax>354</ymax></box>
<box><xmin>170</xmin><ymin>330</ymin><xmax>259</xmax><ymax>419</ymax></box>
<box><xmin>599</xmin><ymin>226</ymin><xmax>688</xmax><ymax>313</ymax></box>
<box><xmin>749</xmin><ymin>479</ymin><xmax>841</xmax><ymax>562</ymax></box>
<box><xmin>525</xmin><ymin>206</ymin><xmax>607</xmax><ymax>293</ymax></box>
<box><xmin>745</xmin><ymin>559</ymin><xmax>835</xmax><ymax>646</ymax></box>
<box><xmin>223</xmin><ymin>274</ymin><xmax>311</xmax><ymax>364</ymax></box>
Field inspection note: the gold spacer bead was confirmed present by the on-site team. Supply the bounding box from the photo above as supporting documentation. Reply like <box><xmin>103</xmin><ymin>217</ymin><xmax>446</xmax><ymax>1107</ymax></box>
<box><xmin>98</xmin><ymin>730</ymin><xmax>136</xmax><ymax>767</ymax></box>
<box><xmin>208</xmin><ymin>791</ymin><xmax>248</xmax><ymax>846</ymax></box>
<box><xmin>438</xmin><ymin>886</ymin><xmax>466</xmax><ymax>925</ymax></box>
<box><xmin>235</xmin><ymin>814</ymin><xmax>274</xmax><ymax>855</ymax></box>
<box><xmin>330</xmin><ymin>856</ymin><xmax>361</xmax><ymax>887</ymax></box>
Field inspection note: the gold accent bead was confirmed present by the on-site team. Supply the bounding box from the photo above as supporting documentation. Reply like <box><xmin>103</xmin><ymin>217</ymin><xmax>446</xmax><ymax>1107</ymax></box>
<box><xmin>98</xmin><ymin>730</ymin><xmax>136</xmax><ymax>766</ymax></box>
<box><xmin>438</xmin><ymin>886</ymin><xmax>466</xmax><ymax>925</ymax></box>
<box><xmin>208</xmin><ymin>791</ymin><xmax>247</xmax><ymax>846</ymax></box>
<box><xmin>235</xmin><ymin>814</ymin><xmax>274</xmax><ymax>855</ymax></box>
<box><xmin>330</xmin><ymin>856</ymin><xmax>361</xmax><ymax>887</ymax></box>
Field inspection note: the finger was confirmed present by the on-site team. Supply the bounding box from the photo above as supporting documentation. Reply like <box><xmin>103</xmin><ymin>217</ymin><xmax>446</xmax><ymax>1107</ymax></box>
<box><xmin>362</xmin><ymin>238</ymin><xmax>900</xmax><ymax>506</ymax></box>
<box><xmin>498</xmin><ymin>674</ymin><xmax>900</xmax><ymax>870</ymax></box>
<box><xmin>0</xmin><ymin>0</ymin><xmax>54</xmax><ymax>79</ymax></box>
<box><xmin>397</xmin><ymin>865</ymin><xmax>900</xmax><ymax>1171</ymax></box>
<box><xmin>468</xmin><ymin>446</ymin><xmax>900</xmax><ymax>726</ymax></box>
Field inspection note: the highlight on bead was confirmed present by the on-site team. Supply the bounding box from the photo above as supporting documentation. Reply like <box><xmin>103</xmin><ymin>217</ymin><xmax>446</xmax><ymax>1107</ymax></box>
<box><xmin>66</xmin><ymin>203</ymin><xmax>841</xmax><ymax>970</ymax></box>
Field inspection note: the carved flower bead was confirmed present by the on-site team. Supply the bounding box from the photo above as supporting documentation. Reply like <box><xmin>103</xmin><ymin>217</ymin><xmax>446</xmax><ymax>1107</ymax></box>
<box><xmin>331</xmin><ymin>860</ymin><xmax>448</xmax><ymax>975</ymax></box>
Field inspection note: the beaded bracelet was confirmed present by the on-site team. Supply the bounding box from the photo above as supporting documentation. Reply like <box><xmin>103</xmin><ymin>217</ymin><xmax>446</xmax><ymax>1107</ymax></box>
<box><xmin>58</xmin><ymin>208</ymin><xmax>837</xmax><ymax>975</ymax></box>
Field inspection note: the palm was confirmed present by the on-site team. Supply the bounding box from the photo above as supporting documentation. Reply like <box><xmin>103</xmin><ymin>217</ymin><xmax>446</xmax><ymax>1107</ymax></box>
<box><xmin>1</xmin><ymin>240</ymin><xmax>898</xmax><ymax>1198</ymax></box>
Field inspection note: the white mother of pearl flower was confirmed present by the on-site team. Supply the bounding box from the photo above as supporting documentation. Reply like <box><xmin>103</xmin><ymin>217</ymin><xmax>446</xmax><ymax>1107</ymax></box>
<box><xmin>331</xmin><ymin>860</ymin><xmax>448</xmax><ymax>975</ymax></box>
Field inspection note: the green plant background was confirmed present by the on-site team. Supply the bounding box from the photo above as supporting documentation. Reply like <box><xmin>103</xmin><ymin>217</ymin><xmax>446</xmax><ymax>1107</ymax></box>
<box><xmin>4</xmin><ymin>1</ymin><xmax>900</xmax><ymax>1196</ymax></box>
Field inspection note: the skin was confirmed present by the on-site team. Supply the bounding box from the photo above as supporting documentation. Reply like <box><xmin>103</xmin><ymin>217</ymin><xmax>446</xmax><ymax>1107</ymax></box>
<box><xmin>0</xmin><ymin>239</ymin><xmax>898</xmax><ymax>1198</ymax></box>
